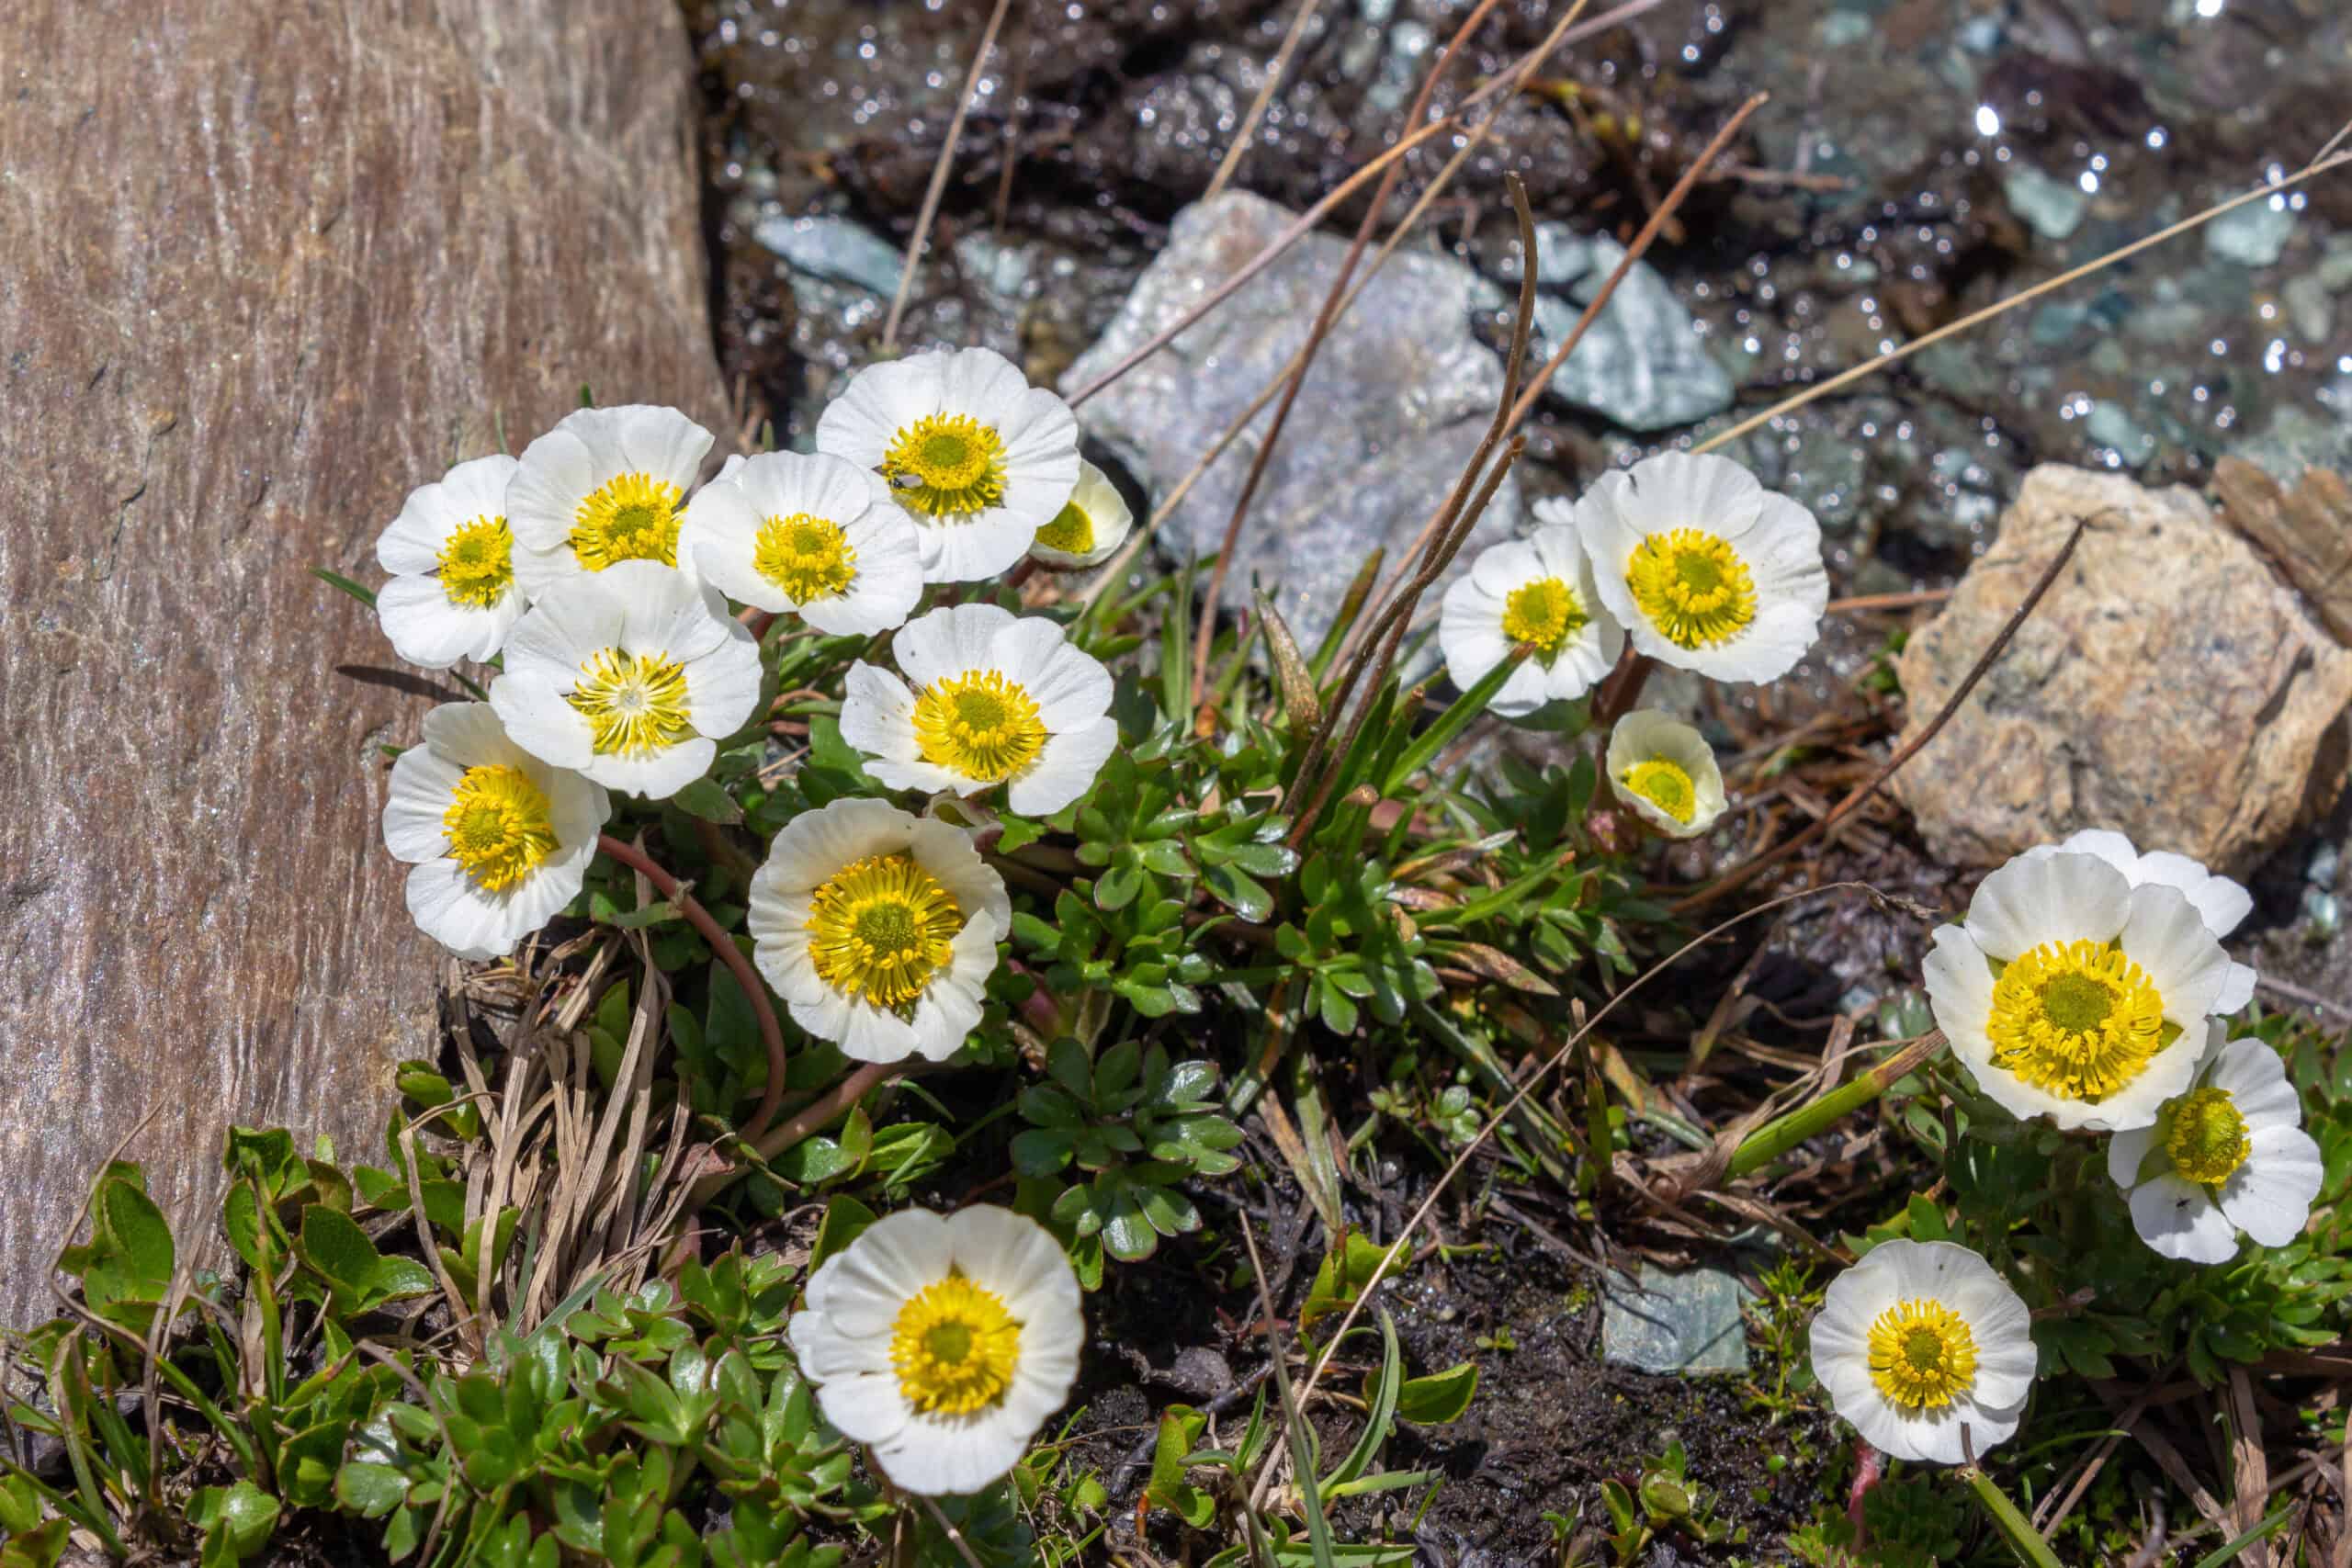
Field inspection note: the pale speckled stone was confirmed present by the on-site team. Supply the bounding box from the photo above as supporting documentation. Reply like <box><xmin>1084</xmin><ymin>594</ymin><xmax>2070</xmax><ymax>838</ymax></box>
<box><xmin>1060</xmin><ymin>190</ymin><xmax>1519</xmax><ymax>653</ymax></box>
<box><xmin>1890</xmin><ymin>465</ymin><xmax>2352</xmax><ymax>875</ymax></box>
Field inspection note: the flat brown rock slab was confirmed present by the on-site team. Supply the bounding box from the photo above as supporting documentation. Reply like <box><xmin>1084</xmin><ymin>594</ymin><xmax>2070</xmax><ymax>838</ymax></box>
<box><xmin>1890</xmin><ymin>464</ymin><xmax>2352</xmax><ymax>877</ymax></box>
<box><xmin>0</xmin><ymin>2</ymin><xmax>728</xmax><ymax>1324</ymax></box>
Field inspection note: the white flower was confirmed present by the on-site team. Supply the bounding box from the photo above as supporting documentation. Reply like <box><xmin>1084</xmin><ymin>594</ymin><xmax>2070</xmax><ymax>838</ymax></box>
<box><xmin>381</xmin><ymin>703</ymin><xmax>610</xmax><ymax>959</ymax></box>
<box><xmin>505</xmin><ymin>405</ymin><xmax>716</xmax><ymax>598</ymax></box>
<box><xmin>1923</xmin><ymin>850</ymin><xmax>2233</xmax><ymax>1132</ymax></box>
<box><xmin>747</xmin><ymin>797</ymin><xmax>1012</xmax><ymax>1063</ymax></box>
<box><xmin>373</xmin><ymin>455</ymin><xmax>526</xmax><ymax>668</ymax></box>
<box><xmin>681</xmin><ymin>450</ymin><xmax>923</xmax><ymax>635</ymax></box>
<box><xmin>1575</xmin><ymin>451</ymin><xmax>1827</xmax><ymax>683</ymax></box>
<box><xmin>2108</xmin><ymin>1024</ymin><xmax>2324</xmax><ymax>1264</ymax></box>
<box><xmin>1808</xmin><ymin>1239</ymin><xmax>2036</xmax><ymax>1465</ymax></box>
<box><xmin>489</xmin><ymin>561</ymin><xmax>763</xmax><ymax>799</ymax></box>
<box><xmin>815</xmin><ymin>347</ymin><xmax>1080</xmax><ymax>583</ymax></box>
<box><xmin>1437</xmin><ymin>513</ymin><xmax>1625</xmax><ymax>718</ymax></box>
<box><xmin>2023</xmin><ymin>829</ymin><xmax>2257</xmax><ymax>1013</ymax></box>
<box><xmin>840</xmin><ymin>604</ymin><xmax>1116</xmax><ymax>817</ymax></box>
<box><xmin>1604</xmin><ymin>710</ymin><xmax>1727</xmax><ymax>839</ymax></box>
<box><xmin>1027</xmin><ymin>461</ymin><xmax>1135</xmax><ymax>570</ymax></box>
<box><xmin>787</xmin><ymin>1205</ymin><xmax>1082</xmax><ymax>1495</ymax></box>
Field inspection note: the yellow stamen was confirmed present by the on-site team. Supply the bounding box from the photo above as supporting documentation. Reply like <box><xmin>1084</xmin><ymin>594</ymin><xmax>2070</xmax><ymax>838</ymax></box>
<box><xmin>912</xmin><ymin>671</ymin><xmax>1047</xmax><ymax>783</ymax></box>
<box><xmin>435</xmin><ymin>515</ymin><xmax>514</xmax><ymax>608</ymax></box>
<box><xmin>566</xmin><ymin>649</ymin><xmax>695</xmax><ymax>757</ymax></box>
<box><xmin>753</xmin><ymin>512</ymin><xmax>858</xmax><ymax>602</ymax></box>
<box><xmin>2165</xmin><ymin>1086</ymin><xmax>2250</xmax><ymax>1187</ymax></box>
<box><xmin>441</xmin><ymin>764</ymin><xmax>556</xmax><ymax>890</ymax></box>
<box><xmin>1866</xmin><ymin>1297</ymin><xmax>1978</xmax><ymax>1410</ymax></box>
<box><xmin>570</xmin><ymin>472</ymin><xmax>683</xmax><ymax>570</ymax></box>
<box><xmin>1625</xmin><ymin>529</ymin><xmax>1758</xmax><ymax>649</ymax></box>
<box><xmin>1500</xmin><ymin>575</ymin><xmax>1588</xmax><ymax>659</ymax></box>
<box><xmin>806</xmin><ymin>852</ymin><xmax>964</xmax><ymax>1009</ymax></box>
<box><xmin>1985</xmin><ymin>939</ymin><xmax>2167</xmax><ymax>1102</ymax></box>
<box><xmin>1035</xmin><ymin>501</ymin><xmax>1094</xmax><ymax>556</ymax></box>
<box><xmin>1620</xmin><ymin>758</ymin><xmax>1696</xmax><ymax>823</ymax></box>
<box><xmin>889</xmin><ymin>1272</ymin><xmax>1021</xmax><ymax>1416</ymax></box>
<box><xmin>881</xmin><ymin>413</ymin><xmax>1008</xmax><ymax>518</ymax></box>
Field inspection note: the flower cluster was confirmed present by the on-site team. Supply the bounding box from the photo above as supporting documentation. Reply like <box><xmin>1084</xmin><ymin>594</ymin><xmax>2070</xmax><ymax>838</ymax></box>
<box><xmin>365</xmin><ymin>348</ymin><xmax>1135</xmax><ymax>1495</ymax></box>
<box><xmin>1809</xmin><ymin>829</ymin><xmax>2321</xmax><ymax>1466</ymax></box>
<box><xmin>1441</xmin><ymin>450</ymin><xmax>1828</xmax><ymax>840</ymax></box>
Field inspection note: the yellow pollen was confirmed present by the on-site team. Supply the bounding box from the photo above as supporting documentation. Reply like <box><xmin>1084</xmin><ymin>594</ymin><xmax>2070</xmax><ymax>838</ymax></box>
<box><xmin>1985</xmin><ymin>939</ymin><xmax>2167</xmax><ymax>1102</ymax></box>
<box><xmin>1620</xmin><ymin>757</ymin><xmax>1696</xmax><ymax>824</ymax></box>
<box><xmin>570</xmin><ymin>472</ymin><xmax>684</xmax><ymax>570</ymax></box>
<box><xmin>565</xmin><ymin>648</ymin><xmax>695</xmax><ymax>758</ymax></box>
<box><xmin>881</xmin><ymin>413</ymin><xmax>1008</xmax><ymax>518</ymax></box>
<box><xmin>1625</xmin><ymin>529</ymin><xmax>1758</xmax><ymax>649</ymax></box>
<box><xmin>435</xmin><ymin>515</ymin><xmax>514</xmax><ymax>608</ymax></box>
<box><xmin>753</xmin><ymin>512</ymin><xmax>858</xmax><ymax>602</ymax></box>
<box><xmin>1035</xmin><ymin>500</ymin><xmax>1095</xmax><ymax>556</ymax></box>
<box><xmin>2165</xmin><ymin>1086</ymin><xmax>2251</xmax><ymax>1187</ymax></box>
<box><xmin>889</xmin><ymin>1272</ymin><xmax>1021</xmax><ymax>1416</ymax></box>
<box><xmin>912</xmin><ymin>671</ymin><xmax>1047</xmax><ymax>783</ymax></box>
<box><xmin>1500</xmin><ymin>575</ymin><xmax>1588</xmax><ymax>658</ymax></box>
<box><xmin>1865</xmin><ymin>1297</ymin><xmax>1978</xmax><ymax>1411</ymax></box>
<box><xmin>441</xmin><ymin>764</ymin><xmax>557</xmax><ymax>890</ymax></box>
<box><xmin>806</xmin><ymin>852</ymin><xmax>964</xmax><ymax>1009</ymax></box>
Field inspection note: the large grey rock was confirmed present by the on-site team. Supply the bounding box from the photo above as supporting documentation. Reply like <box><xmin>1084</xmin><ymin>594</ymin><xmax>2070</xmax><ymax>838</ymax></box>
<box><xmin>1060</xmin><ymin>191</ymin><xmax>1520</xmax><ymax>651</ymax></box>
<box><xmin>1890</xmin><ymin>466</ymin><xmax>2352</xmax><ymax>875</ymax></box>
<box><xmin>0</xmin><ymin>0</ymin><xmax>729</xmax><ymax>1326</ymax></box>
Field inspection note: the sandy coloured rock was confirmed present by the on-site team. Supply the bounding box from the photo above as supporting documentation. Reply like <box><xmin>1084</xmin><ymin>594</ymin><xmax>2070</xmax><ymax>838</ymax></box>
<box><xmin>1889</xmin><ymin>464</ymin><xmax>2352</xmax><ymax>875</ymax></box>
<box><xmin>0</xmin><ymin>1</ymin><xmax>729</xmax><ymax>1325</ymax></box>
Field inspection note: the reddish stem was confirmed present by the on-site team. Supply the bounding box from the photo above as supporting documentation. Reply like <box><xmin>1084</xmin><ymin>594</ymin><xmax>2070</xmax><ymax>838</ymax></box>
<box><xmin>597</xmin><ymin>832</ymin><xmax>788</xmax><ymax>1145</ymax></box>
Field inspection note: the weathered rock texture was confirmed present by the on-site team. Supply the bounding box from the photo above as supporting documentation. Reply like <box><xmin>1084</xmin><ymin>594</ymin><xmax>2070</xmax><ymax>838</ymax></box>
<box><xmin>1891</xmin><ymin>465</ymin><xmax>2352</xmax><ymax>875</ymax></box>
<box><xmin>1060</xmin><ymin>190</ymin><xmax>1520</xmax><ymax>654</ymax></box>
<box><xmin>0</xmin><ymin>1</ymin><xmax>729</xmax><ymax>1326</ymax></box>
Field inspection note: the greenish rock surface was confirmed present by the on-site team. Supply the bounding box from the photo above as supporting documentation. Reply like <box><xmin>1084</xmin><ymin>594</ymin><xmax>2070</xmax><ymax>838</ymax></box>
<box><xmin>1601</xmin><ymin>1264</ymin><xmax>1754</xmax><ymax>1376</ymax></box>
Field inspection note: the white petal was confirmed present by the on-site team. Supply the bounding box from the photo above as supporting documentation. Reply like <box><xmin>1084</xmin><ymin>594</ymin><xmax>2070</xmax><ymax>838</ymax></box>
<box><xmin>2108</xmin><ymin>1123</ymin><xmax>2158</xmax><ymax>1190</ymax></box>
<box><xmin>505</xmin><ymin>423</ymin><xmax>601</xmax><ymax>552</ymax></box>
<box><xmin>2119</xmin><ymin>882</ymin><xmax>2230</xmax><ymax>1026</ymax></box>
<box><xmin>840</xmin><ymin>662</ymin><xmax>923</xmax><ymax>764</ymax></box>
<box><xmin>913</xmin><ymin>511</ymin><xmax>1038</xmax><ymax>583</ymax></box>
<box><xmin>2215</xmin><ymin>963</ymin><xmax>2257</xmax><ymax>1016</ymax></box>
<box><xmin>2205</xmin><ymin>1035</ymin><xmax>2301</xmax><ymax>1128</ymax></box>
<box><xmin>871</xmin><ymin>1410</ymin><xmax>1031</xmax><ymax>1496</ymax></box>
<box><xmin>682</xmin><ymin>625</ymin><xmax>764</xmax><ymax>739</ymax></box>
<box><xmin>895</xmin><ymin>603</ymin><xmax>1016</xmax><ymax>688</ymax></box>
<box><xmin>998</xmin><ymin>623</ymin><xmax>1112</xmax><ymax>729</ymax></box>
<box><xmin>2132</xmin><ymin>1175</ymin><xmax>2240</xmax><ymax>1262</ymax></box>
<box><xmin>1009</xmin><ymin>718</ymin><xmax>1116</xmax><ymax>817</ymax></box>
<box><xmin>383</xmin><ymin>747</ymin><xmax>462</xmax><ymax>862</ymax></box>
<box><xmin>489</xmin><ymin>674</ymin><xmax>596</xmax><ymax>773</ymax></box>
<box><xmin>610</xmin><ymin>404</ymin><xmax>715</xmax><ymax>491</ymax></box>
<box><xmin>2219</xmin><ymin>1126</ymin><xmax>2324</xmax><ymax>1246</ymax></box>
<box><xmin>1966</xmin><ymin>851</ymin><xmax>2132</xmax><ymax>961</ymax></box>
<box><xmin>815</xmin><ymin>1372</ymin><xmax>913</xmax><ymax>1446</ymax></box>
<box><xmin>2135</xmin><ymin>851</ymin><xmax>2252</xmax><ymax>937</ymax></box>
<box><xmin>1622</xmin><ymin>450</ymin><xmax>1765</xmax><ymax>536</ymax></box>
<box><xmin>1922</xmin><ymin>923</ymin><xmax>1996</xmax><ymax>1055</ymax></box>
<box><xmin>581</xmin><ymin>737</ymin><xmax>717</xmax><ymax>800</ymax></box>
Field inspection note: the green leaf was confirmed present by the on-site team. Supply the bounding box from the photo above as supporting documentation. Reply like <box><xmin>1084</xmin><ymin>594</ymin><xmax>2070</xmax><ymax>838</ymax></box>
<box><xmin>1201</xmin><ymin>862</ymin><xmax>1273</xmax><ymax>922</ymax></box>
<box><xmin>996</xmin><ymin>816</ymin><xmax>1045</xmax><ymax>853</ymax></box>
<box><xmin>97</xmin><ymin>1175</ymin><xmax>175</xmax><ymax>1292</ymax></box>
<box><xmin>671</xmin><ymin>777</ymin><xmax>744</xmax><ymax>826</ymax></box>
<box><xmin>297</xmin><ymin>1206</ymin><xmax>384</xmax><ymax>1306</ymax></box>
<box><xmin>1395</xmin><ymin>1362</ymin><xmax>1478</xmax><ymax>1424</ymax></box>
<box><xmin>809</xmin><ymin>1196</ymin><xmax>877</xmax><ymax>1274</ymax></box>
<box><xmin>311</xmin><ymin>566</ymin><xmax>378</xmax><ymax>609</ymax></box>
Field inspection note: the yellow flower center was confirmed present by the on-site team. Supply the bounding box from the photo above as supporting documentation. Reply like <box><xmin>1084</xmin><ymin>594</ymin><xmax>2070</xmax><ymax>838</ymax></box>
<box><xmin>806</xmin><ymin>852</ymin><xmax>964</xmax><ymax>1009</ymax></box>
<box><xmin>1625</xmin><ymin>529</ymin><xmax>1758</xmax><ymax>649</ymax></box>
<box><xmin>912</xmin><ymin>671</ymin><xmax>1047</xmax><ymax>783</ymax></box>
<box><xmin>441</xmin><ymin>764</ymin><xmax>557</xmax><ymax>890</ymax></box>
<box><xmin>570</xmin><ymin>472</ymin><xmax>684</xmax><ymax>570</ymax></box>
<box><xmin>1620</xmin><ymin>758</ymin><xmax>1696</xmax><ymax>824</ymax></box>
<box><xmin>566</xmin><ymin>649</ymin><xmax>695</xmax><ymax>757</ymax></box>
<box><xmin>436</xmin><ymin>515</ymin><xmax>514</xmax><ymax>608</ymax></box>
<box><xmin>753</xmin><ymin>512</ymin><xmax>858</xmax><ymax>602</ymax></box>
<box><xmin>2164</xmin><ymin>1086</ymin><xmax>2251</xmax><ymax>1187</ymax></box>
<box><xmin>1500</xmin><ymin>575</ymin><xmax>1588</xmax><ymax>659</ymax></box>
<box><xmin>889</xmin><ymin>1272</ymin><xmax>1021</xmax><ymax>1416</ymax></box>
<box><xmin>881</xmin><ymin>413</ymin><xmax>1008</xmax><ymax>518</ymax></box>
<box><xmin>1866</xmin><ymin>1297</ymin><xmax>1978</xmax><ymax>1411</ymax></box>
<box><xmin>1035</xmin><ymin>500</ymin><xmax>1094</xmax><ymax>556</ymax></box>
<box><xmin>1984</xmin><ymin>939</ymin><xmax>2167</xmax><ymax>1102</ymax></box>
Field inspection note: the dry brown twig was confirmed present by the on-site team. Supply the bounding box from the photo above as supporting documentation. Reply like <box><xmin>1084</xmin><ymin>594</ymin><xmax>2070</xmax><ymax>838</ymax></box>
<box><xmin>879</xmin><ymin>0</ymin><xmax>1018</xmax><ymax>353</ymax></box>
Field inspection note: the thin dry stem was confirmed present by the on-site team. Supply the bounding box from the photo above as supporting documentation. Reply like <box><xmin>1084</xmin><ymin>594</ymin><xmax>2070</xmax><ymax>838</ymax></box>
<box><xmin>880</xmin><ymin>0</ymin><xmax>1017</xmax><ymax>352</ymax></box>
<box><xmin>1204</xmin><ymin>0</ymin><xmax>1326</xmax><ymax>201</ymax></box>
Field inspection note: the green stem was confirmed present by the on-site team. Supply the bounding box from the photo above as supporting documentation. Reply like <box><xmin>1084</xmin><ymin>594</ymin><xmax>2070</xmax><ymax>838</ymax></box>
<box><xmin>1723</xmin><ymin>1031</ymin><xmax>1947</xmax><ymax>1182</ymax></box>
<box><xmin>1962</xmin><ymin>1464</ymin><xmax>2064</xmax><ymax>1568</ymax></box>
<box><xmin>1381</xmin><ymin>647</ymin><xmax>1527</xmax><ymax>796</ymax></box>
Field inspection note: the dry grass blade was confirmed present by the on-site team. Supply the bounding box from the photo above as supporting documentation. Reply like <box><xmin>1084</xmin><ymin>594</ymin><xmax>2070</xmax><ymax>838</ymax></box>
<box><xmin>1246</xmin><ymin>878</ymin><xmax>1884</xmax><ymax>1512</ymax></box>
<box><xmin>879</xmin><ymin>0</ymin><xmax>1017</xmax><ymax>352</ymax></box>
<box><xmin>1691</xmin><ymin>144</ymin><xmax>2352</xmax><ymax>458</ymax></box>
<box><xmin>1672</xmin><ymin>516</ymin><xmax>2090</xmax><ymax>914</ymax></box>
<box><xmin>1204</xmin><ymin>0</ymin><xmax>1326</xmax><ymax>202</ymax></box>
<box><xmin>1062</xmin><ymin>112</ymin><xmax>1468</xmax><ymax>409</ymax></box>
